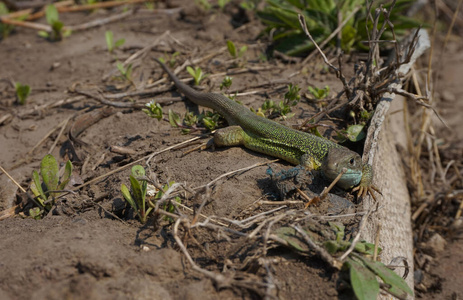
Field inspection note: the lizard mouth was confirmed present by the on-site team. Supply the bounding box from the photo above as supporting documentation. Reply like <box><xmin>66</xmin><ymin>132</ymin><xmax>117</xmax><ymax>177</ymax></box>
<box><xmin>321</xmin><ymin>148</ymin><xmax>363</xmax><ymax>189</ymax></box>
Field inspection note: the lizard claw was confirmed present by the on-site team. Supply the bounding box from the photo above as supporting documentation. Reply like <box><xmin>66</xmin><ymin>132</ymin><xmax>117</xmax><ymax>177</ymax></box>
<box><xmin>351</xmin><ymin>163</ymin><xmax>381</xmax><ymax>201</ymax></box>
<box><xmin>352</xmin><ymin>184</ymin><xmax>381</xmax><ymax>202</ymax></box>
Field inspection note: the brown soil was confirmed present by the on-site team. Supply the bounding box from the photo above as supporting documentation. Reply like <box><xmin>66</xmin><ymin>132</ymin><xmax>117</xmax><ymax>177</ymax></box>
<box><xmin>0</xmin><ymin>1</ymin><xmax>461</xmax><ymax>299</ymax></box>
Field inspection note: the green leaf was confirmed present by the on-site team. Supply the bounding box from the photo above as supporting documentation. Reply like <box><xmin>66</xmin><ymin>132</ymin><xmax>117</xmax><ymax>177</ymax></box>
<box><xmin>357</xmin><ymin>257</ymin><xmax>413</xmax><ymax>298</ymax></box>
<box><xmin>40</xmin><ymin>154</ymin><xmax>59</xmax><ymax>195</ymax></box>
<box><xmin>114</xmin><ymin>38</ymin><xmax>125</xmax><ymax>48</ymax></box>
<box><xmin>346</xmin><ymin>124</ymin><xmax>366</xmax><ymax>142</ymax></box>
<box><xmin>116</xmin><ymin>62</ymin><xmax>126</xmax><ymax>75</ymax></box>
<box><xmin>227</xmin><ymin>40</ymin><xmax>237</xmax><ymax>58</ymax></box>
<box><xmin>168</xmin><ymin>109</ymin><xmax>181</xmax><ymax>127</ymax></box>
<box><xmin>275</xmin><ymin>227</ymin><xmax>309</xmax><ymax>252</ymax></box>
<box><xmin>45</xmin><ymin>4</ymin><xmax>59</xmax><ymax>25</ymax></box>
<box><xmin>186</xmin><ymin>66</ymin><xmax>196</xmax><ymax>79</ymax></box>
<box><xmin>129</xmin><ymin>175</ymin><xmax>144</xmax><ymax>206</ymax></box>
<box><xmin>38</xmin><ymin>31</ymin><xmax>49</xmax><ymax>38</ymax></box>
<box><xmin>121</xmin><ymin>183</ymin><xmax>137</xmax><ymax>211</ymax></box>
<box><xmin>347</xmin><ymin>258</ymin><xmax>380</xmax><ymax>300</ymax></box>
<box><xmin>131</xmin><ymin>165</ymin><xmax>145</xmax><ymax>178</ymax></box>
<box><xmin>58</xmin><ymin>160</ymin><xmax>72</xmax><ymax>190</ymax></box>
<box><xmin>105</xmin><ymin>30</ymin><xmax>114</xmax><ymax>52</ymax></box>
<box><xmin>31</xmin><ymin>170</ymin><xmax>47</xmax><ymax>206</ymax></box>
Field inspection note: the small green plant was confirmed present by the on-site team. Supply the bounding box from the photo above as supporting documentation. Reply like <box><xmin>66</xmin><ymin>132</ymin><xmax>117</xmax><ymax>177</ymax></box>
<box><xmin>186</xmin><ymin>66</ymin><xmax>208</xmax><ymax>85</ymax></box>
<box><xmin>308</xmin><ymin>85</ymin><xmax>330</xmax><ymax>100</ymax></box>
<box><xmin>105</xmin><ymin>30</ymin><xmax>125</xmax><ymax>53</ymax></box>
<box><xmin>253</xmin><ymin>84</ymin><xmax>301</xmax><ymax>119</ymax></box>
<box><xmin>38</xmin><ymin>4</ymin><xmax>71</xmax><ymax>41</ymax></box>
<box><xmin>116</xmin><ymin>62</ymin><xmax>133</xmax><ymax>82</ymax></box>
<box><xmin>121</xmin><ymin>165</ymin><xmax>152</xmax><ymax>224</ymax></box>
<box><xmin>160</xmin><ymin>52</ymin><xmax>180</xmax><ymax>68</ymax></box>
<box><xmin>15</xmin><ymin>82</ymin><xmax>31</xmax><ymax>105</ymax></box>
<box><xmin>220</xmin><ymin>76</ymin><xmax>233</xmax><ymax>91</ymax></box>
<box><xmin>143</xmin><ymin>100</ymin><xmax>163</xmax><ymax>120</ymax></box>
<box><xmin>227</xmin><ymin>40</ymin><xmax>248</xmax><ymax>59</ymax></box>
<box><xmin>30</xmin><ymin>154</ymin><xmax>73</xmax><ymax>214</ymax></box>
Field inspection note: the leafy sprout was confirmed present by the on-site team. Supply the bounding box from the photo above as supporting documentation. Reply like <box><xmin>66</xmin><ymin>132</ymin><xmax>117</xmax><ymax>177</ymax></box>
<box><xmin>105</xmin><ymin>30</ymin><xmax>125</xmax><ymax>53</ymax></box>
<box><xmin>15</xmin><ymin>82</ymin><xmax>31</xmax><ymax>105</ymax></box>
<box><xmin>30</xmin><ymin>154</ymin><xmax>73</xmax><ymax>216</ymax></box>
<box><xmin>186</xmin><ymin>66</ymin><xmax>208</xmax><ymax>85</ymax></box>
<box><xmin>38</xmin><ymin>4</ymin><xmax>71</xmax><ymax>41</ymax></box>
<box><xmin>307</xmin><ymin>85</ymin><xmax>330</xmax><ymax>100</ymax></box>
<box><xmin>143</xmin><ymin>100</ymin><xmax>163</xmax><ymax>120</ymax></box>
<box><xmin>120</xmin><ymin>165</ymin><xmax>152</xmax><ymax>224</ymax></box>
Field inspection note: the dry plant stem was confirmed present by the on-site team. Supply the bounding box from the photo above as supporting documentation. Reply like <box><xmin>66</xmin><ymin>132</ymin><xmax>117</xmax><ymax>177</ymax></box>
<box><xmin>28</xmin><ymin>118</ymin><xmax>69</xmax><ymax>156</ymax></box>
<box><xmin>60</xmin><ymin>136</ymin><xmax>201</xmax><ymax>194</ymax></box>
<box><xmin>65</xmin><ymin>9</ymin><xmax>134</xmax><ymax>32</ymax></box>
<box><xmin>217</xmin><ymin>206</ymin><xmax>288</xmax><ymax>229</ymax></box>
<box><xmin>0</xmin><ymin>165</ymin><xmax>27</xmax><ymax>194</ymax></box>
<box><xmin>298</xmin><ymin>14</ymin><xmax>350</xmax><ymax>97</ymax></box>
<box><xmin>339</xmin><ymin>208</ymin><xmax>373</xmax><ymax>261</ymax></box>
<box><xmin>301</xmin><ymin>6</ymin><xmax>361</xmax><ymax>65</ymax></box>
<box><xmin>293</xmin><ymin>225</ymin><xmax>342</xmax><ymax>270</ymax></box>
<box><xmin>59</xmin><ymin>0</ymin><xmax>149</xmax><ymax>13</ymax></box>
<box><xmin>373</xmin><ymin>224</ymin><xmax>381</xmax><ymax>261</ymax></box>
<box><xmin>48</xmin><ymin>117</ymin><xmax>71</xmax><ymax>154</ymax></box>
<box><xmin>74</xmin><ymin>89</ymin><xmax>146</xmax><ymax>108</ymax></box>
<box><xmin>173</xmin><ymin>218</ymin><xmax>230</xmax><ymax>286</ymax></box>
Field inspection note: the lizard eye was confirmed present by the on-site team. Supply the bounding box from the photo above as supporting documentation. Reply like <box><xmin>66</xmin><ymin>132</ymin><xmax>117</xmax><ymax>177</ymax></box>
<box><xmin>349</xmin><ymin>158</ymin><xmax>355</xmax><ymax>165</ymax></box>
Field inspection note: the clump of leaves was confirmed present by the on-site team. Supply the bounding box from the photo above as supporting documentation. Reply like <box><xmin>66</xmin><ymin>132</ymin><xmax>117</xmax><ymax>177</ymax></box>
<box><xmin>257</xmin><ymin>0</ymin><xmax>422</xmax><ymax>56</ymax></box>
<box><xmin>143</xmin><ymin>100</ymin><xmax>163</xmax><ymax>120</ymax></box>
<box><xmin>160</xmin><ymin>52</ymin><xmax>181</xmax><ymax>68</ymax></box>
<box><xmin>30</xmin><ymin>154</ymin><xmax>72</xmax><ymax>215</ymax></box>
<box><xmin>105</xmin><ymin>30</ymin><xmax>125</xmax><ymax>53</ymax></box>
<box><xmin>253</xmin><ymin>83</ymin><xmax>301</xmax><ymax>120</ymax></box>
<box><xmin>307</xmin><ymin>85</ymin><xmax>330</xmax><ymax>100</ymax></box>
<box><xmin>168</xmin><ymin>109</ymin><xmax>222</xmax><ymax>133</ymax></box>
<box><xmin>38</xmin><ymin>4</ymin><xmax>71</xmax><ymax>41</ymax></box>
<box><xmin>121</xmin><ymin>165</ymin><xmax>152</xmax><ymax>224</ymax></box>
<box><xmin>220</xmin><ymin>76</ymin><xmax>233</xmax><ymax>91</ymax></box>
<box><xmin>15</xmin><ymin>82</ymin><xmax>31</xmax><ymax>105</ymax></box>
<box><xmin>276</xmin><ymin>222</ymin><xmax>413</xmax><ymax>299</ymax></box>
<box><xmin>186</xmin><ymin>66</ymin><xmax>208</xmax><ymax>85</ymax></box>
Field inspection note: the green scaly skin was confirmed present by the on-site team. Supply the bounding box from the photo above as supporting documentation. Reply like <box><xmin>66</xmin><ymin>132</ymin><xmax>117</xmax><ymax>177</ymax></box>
<box><xmin>154</xmin><ymin>59</ymin><xmax>373</xmax><ymax>192</ymax></box>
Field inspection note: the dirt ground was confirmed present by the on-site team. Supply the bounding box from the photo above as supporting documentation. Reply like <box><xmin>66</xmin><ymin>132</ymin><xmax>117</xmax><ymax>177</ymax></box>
<box><xmin>0</xmin><ymin>1</ymin><xmax>461</xmax><ymax>299</ymax></box>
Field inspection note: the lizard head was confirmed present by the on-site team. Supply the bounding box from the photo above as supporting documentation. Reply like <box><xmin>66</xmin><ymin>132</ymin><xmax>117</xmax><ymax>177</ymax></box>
<box><xmin>321</xmin><ymin>147</ymin><xmax>363</xmax><ymax>189</ymax></box>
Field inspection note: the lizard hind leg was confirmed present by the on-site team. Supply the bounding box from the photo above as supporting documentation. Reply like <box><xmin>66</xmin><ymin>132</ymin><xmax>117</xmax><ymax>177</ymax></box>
<box><xmin>213</xmin><ymin>125</ymin><xmax>247</xmax><ymax>147</ymax></box>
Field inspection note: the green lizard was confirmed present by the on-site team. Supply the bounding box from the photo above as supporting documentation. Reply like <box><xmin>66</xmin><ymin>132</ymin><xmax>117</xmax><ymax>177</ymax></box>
<box><xmin>154</xmin><ymin>58</ymin><xmax>378</xmax><ymax>199</ymax></box>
